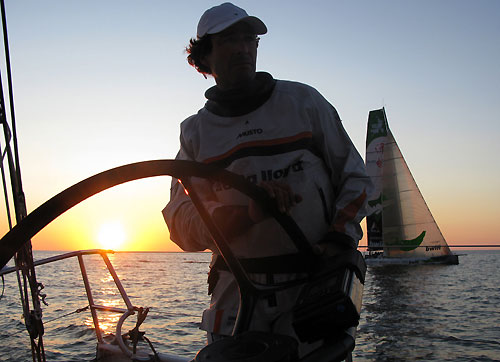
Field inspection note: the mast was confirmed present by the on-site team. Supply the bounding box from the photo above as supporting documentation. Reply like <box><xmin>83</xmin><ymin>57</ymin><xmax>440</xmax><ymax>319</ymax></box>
<box><xmin>365</xmin><ymin>107</ymin><xmax>388</xmax><ymax>253</ymax></box>
<box><xmin>0</xmin><ymin>1</ymin><xmax>46</xmax><ymax>360</ymax></box>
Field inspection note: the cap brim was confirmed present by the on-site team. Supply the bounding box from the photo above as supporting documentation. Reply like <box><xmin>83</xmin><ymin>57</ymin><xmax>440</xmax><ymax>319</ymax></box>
<box><xmin>241</xmin><ymin>16</ymin><xmax>267</xmax><ymax>35</ymax></box>
<box><xmin>204</xmin><ymin>15</ymin><xmax>267</xmax><ymax>36</ymax></box>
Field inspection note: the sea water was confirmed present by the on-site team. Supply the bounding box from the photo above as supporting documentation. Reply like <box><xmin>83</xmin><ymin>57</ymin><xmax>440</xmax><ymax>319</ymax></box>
<box><xmin>0</xmin><ymin>250</ymin><xmax>499</xmax><ymax>362</ymax></box>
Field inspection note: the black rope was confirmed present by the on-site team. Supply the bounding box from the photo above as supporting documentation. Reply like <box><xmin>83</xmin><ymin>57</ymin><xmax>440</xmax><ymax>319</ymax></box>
<box><xmin>142</xmin><ymin>335</ymin><xmax>160</xmax><ymax>362</ymax></box>
<box><xmin>122</xmin><ymin>307</ymin><xmax>161</xmax><ymax>361</ymax></box>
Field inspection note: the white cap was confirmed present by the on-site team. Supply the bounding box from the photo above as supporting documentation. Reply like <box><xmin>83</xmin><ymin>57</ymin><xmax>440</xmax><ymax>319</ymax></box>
<box><xmin>197</xmin><ymin>2</ymin><xmax>267</xmax><ymax>38</ymax></box>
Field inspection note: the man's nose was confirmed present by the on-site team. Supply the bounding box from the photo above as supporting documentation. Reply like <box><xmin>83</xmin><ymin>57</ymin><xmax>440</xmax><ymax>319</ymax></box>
<box><xmin>234</xmin><ymin>40</ymin><xmax>251</xmax><ymax>53</ymax></box>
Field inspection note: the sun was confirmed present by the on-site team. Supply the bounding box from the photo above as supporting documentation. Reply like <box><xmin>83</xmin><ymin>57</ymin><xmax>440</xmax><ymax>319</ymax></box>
<box><xmin>97</xmin><ymin>221</ymin><xmax>127</xmax><ymax>250</ymax></box>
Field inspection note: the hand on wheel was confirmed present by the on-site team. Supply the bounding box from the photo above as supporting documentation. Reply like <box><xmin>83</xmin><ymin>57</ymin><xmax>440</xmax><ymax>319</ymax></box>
<box><xmin>248</xmin><ymin>181</ymin><xmax>302</xmax><ymax>222</ymax></box>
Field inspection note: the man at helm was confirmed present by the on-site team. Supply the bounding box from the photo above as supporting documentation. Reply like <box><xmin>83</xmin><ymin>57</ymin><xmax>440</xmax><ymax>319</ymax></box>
<box><xmin>163</xmin><ymin>2</ymin><xmax>372</xmax><ymax>357</ymax></box>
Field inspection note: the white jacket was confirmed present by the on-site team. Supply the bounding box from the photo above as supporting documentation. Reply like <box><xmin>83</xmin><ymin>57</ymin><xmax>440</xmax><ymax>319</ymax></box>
<box><xmin>162</xmin><ymin>79</ymin><xmax>372</xmax><ymax>338</ymax></box>
<box><xmin>163</xmin><ymin>79</ymin><xmax>371</xmax><ymax>256</ymax></box>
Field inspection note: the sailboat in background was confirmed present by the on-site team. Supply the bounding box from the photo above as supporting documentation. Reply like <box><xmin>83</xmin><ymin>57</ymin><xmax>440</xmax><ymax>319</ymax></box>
<box><xmin>364</xmin><ymin>108</ymin><xmax>458</xmax><ymax>265</ymax></box>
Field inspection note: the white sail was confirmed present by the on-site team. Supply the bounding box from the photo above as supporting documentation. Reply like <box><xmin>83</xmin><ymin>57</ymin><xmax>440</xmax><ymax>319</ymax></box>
<box><xmin>365</xmin><ymin>108</ymin><xmax>456</xmax><ymax>262</ymax></box>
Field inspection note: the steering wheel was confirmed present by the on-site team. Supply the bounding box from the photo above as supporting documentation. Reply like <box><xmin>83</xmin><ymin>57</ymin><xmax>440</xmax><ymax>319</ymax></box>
<box><xmin>0</xmin><ymin>159</ymin><xmax>355</xmax><ymax>362</ymax></box>
<box><xmin>0</xmin><ymin>160</ymin><xmax>314</xmax><ymax>267</ymax></box>
<box><xmin>0</xmin><ymin>159</ymin><xmax>317</xmax><ymax>331</ymax></box>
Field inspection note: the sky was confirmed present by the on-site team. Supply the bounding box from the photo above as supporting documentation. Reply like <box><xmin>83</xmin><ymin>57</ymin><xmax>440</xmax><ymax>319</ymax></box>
<box><xmin>0</xmin><ymin>0</ymin><xmax>498</xmax><ymax>252</ymax></box>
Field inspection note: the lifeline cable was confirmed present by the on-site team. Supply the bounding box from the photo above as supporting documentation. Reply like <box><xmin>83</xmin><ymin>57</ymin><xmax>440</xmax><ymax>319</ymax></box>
<box><xmin>42</xmin><ymin>306</ymin><xmax>90</xmax><ymax>324</ymax></box>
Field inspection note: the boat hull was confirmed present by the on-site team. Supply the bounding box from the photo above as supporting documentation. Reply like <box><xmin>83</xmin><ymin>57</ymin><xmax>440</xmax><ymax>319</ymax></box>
<box><xmin>365</xmin><ymin>253</ymin><xmax>459</xmax><ymax>265</ymax></box>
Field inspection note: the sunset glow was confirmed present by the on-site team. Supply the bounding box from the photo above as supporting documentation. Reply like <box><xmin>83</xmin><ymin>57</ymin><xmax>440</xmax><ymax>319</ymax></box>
<box><xmin>0</xmin><ymin>1</ymin><xmax>497</xmax><ymax>253</ymax></box>
<box><xmin>97</xmin><ymin>221</ymin><xmax>127</xmax><ymax>251</ymax></box>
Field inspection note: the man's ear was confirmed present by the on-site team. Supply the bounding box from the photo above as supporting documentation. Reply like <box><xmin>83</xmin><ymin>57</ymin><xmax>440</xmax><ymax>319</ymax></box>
<box><xmin>200</xmin><ymin>54</ymin><xmax>211</xmax><ymax>72</ymax></box>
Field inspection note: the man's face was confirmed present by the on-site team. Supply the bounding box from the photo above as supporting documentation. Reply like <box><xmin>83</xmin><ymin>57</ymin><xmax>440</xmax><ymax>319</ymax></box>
<box><xmin>203</xmin><ymin>22</ymin><xmax>258</xmax><ymax>90</ymax></box>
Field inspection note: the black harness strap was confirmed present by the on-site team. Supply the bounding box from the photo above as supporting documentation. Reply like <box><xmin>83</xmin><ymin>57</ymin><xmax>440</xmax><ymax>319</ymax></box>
<box><xmin>212</xmin><ymin>253</ymin><xmax>317</xmax><ymax>274</ymax></box>
<box><xmin>209</xmin><ymin>253</ymin><xmax>318</xmax><ymax>307</ymax></box>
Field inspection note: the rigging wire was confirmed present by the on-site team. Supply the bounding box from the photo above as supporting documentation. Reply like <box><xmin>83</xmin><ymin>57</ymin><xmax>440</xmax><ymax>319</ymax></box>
<box><xmin>0</xmin><ymin>1</ymin><xmax>46</xmax><ymax>361</ymax></box>
<box><xmin>0</xmin><ymin>133</ymin><xmax>13</xmax><ymax>228</ymax></box>
<box><xmin>0</xmin><ymin>274</ymin><xmax>4</xmax><ymax>301</ymax></box>
<box><xmin>0</xmin><ymin>0</ymin><xmax>21</xmax><ymax>179</ymax></box>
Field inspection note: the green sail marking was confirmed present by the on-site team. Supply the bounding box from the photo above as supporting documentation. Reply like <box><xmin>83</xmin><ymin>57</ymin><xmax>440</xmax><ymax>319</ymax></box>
<box><xmin>396</xmin><ymin>230</ymin><xmax>426</xmax><ymax>251</ymax></box>
<box><xmin>366</xmin><ymin>108</ymin><xmax>388</xmax><ymax>147</ymax></box>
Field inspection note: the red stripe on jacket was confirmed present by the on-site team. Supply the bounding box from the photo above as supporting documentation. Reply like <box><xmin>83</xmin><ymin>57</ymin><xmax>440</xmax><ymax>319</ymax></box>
<box><xmin>203</xmin><ymin>131</ymin><xmax>313</xmax><ymax>164</ymax></box>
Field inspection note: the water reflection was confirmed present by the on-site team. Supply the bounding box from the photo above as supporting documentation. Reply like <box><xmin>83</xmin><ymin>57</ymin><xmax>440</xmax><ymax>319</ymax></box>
<box><xmin>355</xmin><ymin>264</ymin><xmax>459</xmax><ymax>361</ymax></box>
<box><xmin>68</xmin><ymin>252</ymin><xmax>130</xmax><ymax>335</ymax></box>
<box><xmin>83</xmin><ymin>302</ymin><xmax>122</xmax><ymax>334</ymax></box>
<box><xmin>3</xmin><ymin>251</ymin><xmax>498</xmax><ymax>361</ymax></box>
